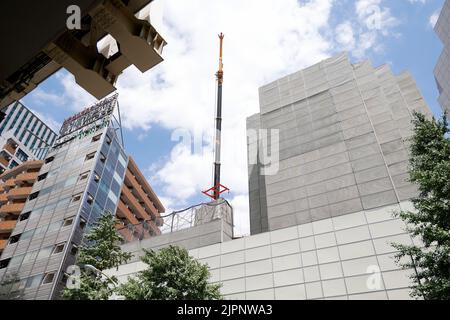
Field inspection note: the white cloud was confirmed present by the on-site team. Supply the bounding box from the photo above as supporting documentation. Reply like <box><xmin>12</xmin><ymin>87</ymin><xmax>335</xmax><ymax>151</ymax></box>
<box><xmin>335</xmin><ymin>21</ymin><xmax>356</xmax><ymax>50</ymax></box>
<box><xmin>28</xmin><ymin>108</ymin><xmax>62</xmax><ymax>133</ymax></box>
<box><xmin>332</xmin><ymin>1</ymin><xmax>399</xmax><ymax>59</ymax></box>
<box><xmin>429</xmin><ymin>11</ymin><xmax>440</xmax><ymax>28</ymax></box>
<box><xmin>24</xmin><ymin>71</ymin><xmax>98</xmax><ymax>117</ymax></box>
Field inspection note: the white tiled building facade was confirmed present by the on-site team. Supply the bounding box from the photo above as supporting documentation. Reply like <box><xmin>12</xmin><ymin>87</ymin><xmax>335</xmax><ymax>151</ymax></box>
<box><xmin>108</xmin><ymin>201</ymin><xmax>421</xmax><ymax>300</ymax></box>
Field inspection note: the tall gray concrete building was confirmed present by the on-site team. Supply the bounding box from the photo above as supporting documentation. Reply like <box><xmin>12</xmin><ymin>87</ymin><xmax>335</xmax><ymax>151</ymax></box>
<box><xmin>247</xmin><ymin>53</ymin><xmax>432</xmax><ymax>235</ymax></box>
<box><xmin>434</xmin><ymin>0</ymin><xmax>450</xmax><ymax>119</ymax></box>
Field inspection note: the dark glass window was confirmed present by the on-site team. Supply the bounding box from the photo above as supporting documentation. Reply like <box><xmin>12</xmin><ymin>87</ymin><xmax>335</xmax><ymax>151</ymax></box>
<box><xmin>45</xmin><ymin>156</ymin><xmax>54</xmax><ymax>164</ymax></box>
<box><xmin>0</xmin><ymin>258</ymin><xmax>10</xmax><ymax>269</ymax></box>
<box><xmin>9</xmin><ymin>234</ymin><xmax>21</xmax><ymax>244</ymax></box>
<box><xmin>85</xmin><ymin>152</ymin><xmax>96</xmax><ymax>161</ymax></box>
<box><xmin>19</xmin><ymin>211</ymin><xmax>31</xmax><ymax>221</ymax></box>
<box><xmin>15</xmin><ymin>148</ymin><xmax>29</xmax><ymax>162</ymax></box>
<box><xmin>9</xmin><ymin>160</ymin><xmax>19</xmax><ymax>169</ymax></box>
<box><xmin>37</xmin><ymin>172</ymin><xmax>48</xmax><ymax>181</ymax></box>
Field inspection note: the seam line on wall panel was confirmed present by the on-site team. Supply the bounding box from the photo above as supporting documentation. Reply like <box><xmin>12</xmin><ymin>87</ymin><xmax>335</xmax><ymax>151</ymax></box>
<box><xmin>350</xmin><ymin>65</ymin><xmax>401</xmax><ymax>205</ymax></box>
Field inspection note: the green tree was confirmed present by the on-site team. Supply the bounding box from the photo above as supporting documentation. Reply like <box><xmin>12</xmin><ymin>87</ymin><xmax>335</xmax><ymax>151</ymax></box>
<box><xmin>62</xmin><ymin>212</ymin><xmax>131</xmax><ymax>300</ymax></box>
<box><xmin>118</xmin><ymin>245</ymin><xmax>222</xmax><ymax>300</ymax></box>
<box><xmin>393</xmin><ymin>112</ymin><xmax>450</xmax><ymax>300</ymax></box>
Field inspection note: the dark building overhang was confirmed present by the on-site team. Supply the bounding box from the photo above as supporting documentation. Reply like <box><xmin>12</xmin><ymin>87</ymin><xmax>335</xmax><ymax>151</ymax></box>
<box><xmin>0</xmin><ymin>0</ymin><xmax>166</xmax><ymax>109</ymax></box>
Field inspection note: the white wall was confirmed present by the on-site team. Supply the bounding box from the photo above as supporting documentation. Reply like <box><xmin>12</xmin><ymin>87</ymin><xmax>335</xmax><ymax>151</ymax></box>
<box><xmin>107</xmin><ymin>201</ymin><xmax>422</xmax><ymax>300</ymax></box>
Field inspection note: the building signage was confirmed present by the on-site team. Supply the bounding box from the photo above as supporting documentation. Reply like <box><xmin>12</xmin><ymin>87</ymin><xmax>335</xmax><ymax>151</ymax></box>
<box><xmin>53</xmin><ymin>93</ymin><xmax>118</xmax><ymax>149</ymax></box>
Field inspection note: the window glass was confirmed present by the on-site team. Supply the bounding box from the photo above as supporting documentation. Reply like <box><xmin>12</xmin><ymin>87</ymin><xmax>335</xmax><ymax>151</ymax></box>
<box><xmin>42</xmin><ymin>273</ymin><xmax>55</xmax><ymax>284</ymax></box>
<box><xmin>20</xmin><ymin>229</ymin><xmax>34</xmax><ymax>241</ymax></box>
<box><xmin>47</xmin><ymin>221</ymin><xmax>62</xmax><ymax>233</ymax></box>
<box><xmin>37</xmin><ymin>172</ymin><xmax>48</xmax><ymax>181</ymax></box>
<box><xmin>113</xmin><ymin>171</ymin><xmax>122</xmax><ymax>185</ymax></box>
<box><xmin>110</xmin><ymin>179</ymin><xmax>121</xmax><ymax>196</ymax></box>
<box><xmin>16</xmin><ymin>149</ymin><xmax>29</xmax><ymax>162</ymax></box>
<box><xmin>64</xmin><ymin>175</ymin><xmax>77</xmax><ymax>188</ymax></box>
<box><xmin>23</xmin><ymin>250</ymin><xmax>38</xmax><ymax>264</ymax></box>
<box><xmin>108</xmin><ymin>189</ymin><xmax>118</xmax><ymax>204</ymax></box>
<box><xmin>48</xmin><ymin>169</ymin><xmax>59</xmax><ymax>177</ymax></box>
<box><xmin>37</xmin><ymin>246</ymin><xmax>53</xmax><ymax>260</ymax></box>
<box><xmin>39</xmin><ymin>186</ymin><xmax>52</xmax><ymax>196</ymax></box>
<box><xmin>31</xmin><ymin>207</ymin><xmax>43</xmax><ymax>218</ymax></box>
<box><xmin>79</xmin><ymin>171</ymin><xmax>90</xmax><ymax>181</ymax></box>
<box><xmin>25</xmin><ymin>274</ymin><xmax>43</xmax><ymax>289</ymax></box>
<box><xmin>56</xmin><ymin>197</ymin><xmax>71</xmax><ymax>210</ymax></box>
<box><xmin>53</xmin><ymin>243</ymin><xmax>65</xmax><ymax>254</ymax></box>
<box><xmin>33</xmin><ymin>226</ymin><xmax>47</xmax><ymax>237</ymax></box>
<box><xmin>9</xmin><ymin>254</ymin><xmax>25</xmax><ymax>267</ymax></box>
<box><xmin>44</xmin><ymin>202</ymin><xmax>57</xmax><ymax>215</ymax></box>
<box><xmin>118</xmin><ymin>153</ymin><xmax>127</xmax><ymax>168</ymax></box>
<box><xmin>19</xmin><ymin>211</ymin><xmax>31</xmax><ymax>221</ymax></box>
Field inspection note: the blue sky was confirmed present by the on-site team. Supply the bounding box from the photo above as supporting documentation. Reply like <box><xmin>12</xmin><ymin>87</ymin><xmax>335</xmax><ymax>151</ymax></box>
<box><xmin>20</xmin><ymin>0</ymin><xmax>446</xmax><ymax>236</ymax></box>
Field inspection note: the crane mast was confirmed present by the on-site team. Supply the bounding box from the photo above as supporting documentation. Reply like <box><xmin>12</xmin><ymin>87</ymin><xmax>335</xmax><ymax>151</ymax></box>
<box><xmin>202</xmin><ymin>33</ymin><xmax>229</xmax><ymax>200</ymax></box>
<box><xmin>213</xmin><ymin>33</ymin><xmax>225</xmax><ymax>200</ymax></box>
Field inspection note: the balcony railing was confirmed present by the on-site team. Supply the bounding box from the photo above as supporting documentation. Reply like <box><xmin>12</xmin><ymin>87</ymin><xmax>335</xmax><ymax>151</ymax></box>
<box><xmin>0</xmin><ymin>220</ymin><xmax>17</xmax><ymax>234</ymax></box>
<box><xmin>0</xmin><ymin>203</ymin><xmax>25</xmax><ymax>215</ymax></box>
<box><xmin>0</xmin><ymin>239</ymin><xmax>7</xmax><ymax>251</ymax></box>
<box><xmin>7</xmin><ymin>187</ymin><xmax>33</xmax><ymax>200</ymax></box>
<box><xmin>15</xmin><ymin>172</ymin><xmax>39</xmax><ymax>183</ymax></box>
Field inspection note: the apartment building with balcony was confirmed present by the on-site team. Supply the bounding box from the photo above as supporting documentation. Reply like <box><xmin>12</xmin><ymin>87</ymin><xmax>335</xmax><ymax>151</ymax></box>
<box><xmin>0</xmin><ymin>101</ymin><xmax>57</xmax><ymax>175</ymax></box>
<box><xmin>116</xmin><ymin>156</ymin><xmax>164</xmax><ymax>242</ymax></box>
<box><xmin>0</xmin><ymin>161</ymin><xmax>43</xmax><ymax>257</ymax></box>
<box><xmin>0</xmin><ymin>132</ymin><xmax>40</xmax><ymax>175</ymax></box>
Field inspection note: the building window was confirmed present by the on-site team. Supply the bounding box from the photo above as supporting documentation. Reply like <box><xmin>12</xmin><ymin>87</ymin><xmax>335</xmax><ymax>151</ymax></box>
<box><xmin>71</xmin><ymin>193</ymin><xmax>82</xmax><ymax>203</ymax></box>
<box><xmin>37</xmin><ymin>246</ymin><xmax>53</xmax><ymax>259</ymax></box>
<box><xmin>92</xmin><ymin>134</ymin><xmax>102</xmax><ymax>142</ymax></box>
<box><xmin>42</xmin><ymin>273</ymin><xmax>55</xmax><ymax>285</ymax></box>
<box><xmin>53</xmin><ymin>243</ymin><xmax>65</xmax><ymax>254</ymax></box>
<box><xmin>45</xmin><ymin>156</ymin><xmax>54</xmax><ymax>164</ymax></box>
<box><xmin>25</xmin><ymin>274</ymin><xmax>43</xmax><ymax>289</ymax></box>
<box><xmin>94</xmin><ymin>172</ymin><xmax>101</xmax><ymax>183</ymax></box>
<box><xmin>79</xmin><ymin>218</ymin><xmax>86</xmax><ymax>230</ymax></box>
<box><xmin>63</xmin><ymin>217</ymin><xmax>74</xmax><ymax>227</ymax></box>
<box><xmin>79</xmin><ymin>171</ymin><xmax>90</xmax><ymax>181</ymax></box>
<box><xmin>87</xmin><ymin>193</ymin><xmax>94</xmax><ymax>205</ymax></box>
<box><xmin>99</xmin><ymin>152</ymin><xmax>106</xmax><ymax>163</ymax></box>
<box><xmin>70</xmin><ymin>244</ymin><xmax>79</xmax><ymax>256</ymax></box>
<box><xmin>19</xmin><ymin>211</ymin><xmax>31</xmax><ymax>221</ymax></box>
<box><xmin>85</xmin><ymin>152</ymin><xmax>96</xmax><ymax>161</ymax></box>
<box><xmin>28</xmin><ymin>191</ymin><xmax>39</xmax><ymax>200</ymax></box>
<box><xmin>15</xmin><ymin>148</ymin><xmax>29</xmax><ymax>162</ymax></box>
<box><xmin>37</xmin><ymin>172</ymin><xmax>48</xmax><ymax>181</ymax></box>
<box><xmin>9</xmin><ymin>234</ymin><xmax>21</xmax><ymax>244</ymax></box>
<box><xmin>9</xmin><ymin>160</ymin><xmax>19</xmax><ymax>169</ymax></box>
<box><xmin>105</xmin><ymin>135</ymin><xmax>112</xmax><ymax>145</ymax></box>
<box><xmin>0</xmin><ymin>258</ymin><xmax>10</xmax><ymax>269</ymax></box>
